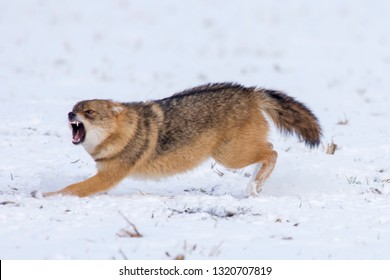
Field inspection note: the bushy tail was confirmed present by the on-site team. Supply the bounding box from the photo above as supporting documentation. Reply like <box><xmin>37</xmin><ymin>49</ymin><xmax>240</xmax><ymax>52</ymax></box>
<box><xmin>256</xmin><ymin>89</ymin><xmax>322</xmax><ymax>148</ymax></box>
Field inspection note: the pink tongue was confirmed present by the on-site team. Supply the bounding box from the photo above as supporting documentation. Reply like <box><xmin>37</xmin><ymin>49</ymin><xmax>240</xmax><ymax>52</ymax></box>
<box><xmin>73</xmin><ymin>131</ymin><xmax>81</xmax><ymax>142</ymax></box>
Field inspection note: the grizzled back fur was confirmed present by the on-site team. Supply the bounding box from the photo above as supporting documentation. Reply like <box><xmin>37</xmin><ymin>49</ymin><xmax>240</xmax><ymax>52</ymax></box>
<box><xmin>156</xmin><ymin>83</ymin><xmax>321</xmax><ymax>149</ymax></box>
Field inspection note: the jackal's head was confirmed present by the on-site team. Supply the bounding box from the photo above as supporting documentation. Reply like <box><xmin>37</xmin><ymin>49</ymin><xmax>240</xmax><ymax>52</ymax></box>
<box><xmin>68</xmin><ymin>99</ymin><xmax>125</xmax><ymax>154</ymax></box>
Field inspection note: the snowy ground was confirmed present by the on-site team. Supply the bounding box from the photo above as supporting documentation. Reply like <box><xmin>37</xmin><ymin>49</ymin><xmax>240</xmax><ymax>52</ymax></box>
<box><xmin>1</xmin><ymin>0</ymin><xmax>390</xmax><ymax>259</ymax></box>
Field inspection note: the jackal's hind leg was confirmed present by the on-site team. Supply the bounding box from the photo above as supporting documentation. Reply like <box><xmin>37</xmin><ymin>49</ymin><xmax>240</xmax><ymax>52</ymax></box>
<box><xmin>247</xmin><ymin>147</ymin><xmax>278</xmax><ymax>196</ymax></box>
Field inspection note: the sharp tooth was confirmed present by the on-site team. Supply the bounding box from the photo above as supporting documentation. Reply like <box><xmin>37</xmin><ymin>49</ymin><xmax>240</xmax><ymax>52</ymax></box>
<box><xmin>76</xmin><ymin>122</ymin><xmax>79</xmax><ymax>127</ymax></box>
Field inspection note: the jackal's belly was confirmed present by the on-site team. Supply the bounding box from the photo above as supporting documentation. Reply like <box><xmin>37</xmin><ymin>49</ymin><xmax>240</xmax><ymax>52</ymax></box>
<box><xmin>131</xmin><ymin>147</ymin><xmax>212</xmax><ymax>178</ymax></box>
<box><xmin>131</xmin><ymin>131</ymin><xmax>222</xmax><ymax>178</ymax></box>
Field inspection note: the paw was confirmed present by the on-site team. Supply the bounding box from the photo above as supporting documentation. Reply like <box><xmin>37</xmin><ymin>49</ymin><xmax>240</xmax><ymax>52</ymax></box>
<box><xmin>246</xmin><ymin>181</ymin><xmax>259</xmax><ymax>197</ymax></box>
<box><xmin>42</xmin><ymin>191</ymin><xmax>61</xmax><ymax>197</ymax></box>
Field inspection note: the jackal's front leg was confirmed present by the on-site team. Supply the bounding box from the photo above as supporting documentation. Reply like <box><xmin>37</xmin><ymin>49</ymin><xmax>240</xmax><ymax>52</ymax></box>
<box><xmin>44</xmin><ymin>169</ymin><xmax>129</xmax><ymax>198</ymax></box>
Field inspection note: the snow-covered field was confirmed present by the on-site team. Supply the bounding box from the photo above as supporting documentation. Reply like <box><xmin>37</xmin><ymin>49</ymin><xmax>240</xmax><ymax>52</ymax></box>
<box><xmin>1</xmin><ymin>0</ymin><xmax>390</xmax><ymax>259</ymax></box>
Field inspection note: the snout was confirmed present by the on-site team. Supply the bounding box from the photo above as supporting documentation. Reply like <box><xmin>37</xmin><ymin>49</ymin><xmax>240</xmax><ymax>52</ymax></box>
<box><xmin>68</xmin><ymin>112</ymin><xmax>76</xmax><ymax>120</ymax></box>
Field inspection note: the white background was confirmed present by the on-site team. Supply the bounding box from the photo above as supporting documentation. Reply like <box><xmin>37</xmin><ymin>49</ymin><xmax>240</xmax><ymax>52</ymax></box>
<box><xmin>2</xmin><ymin>260</ymin><xmax>390</xmax><ymax>279</ymax></box>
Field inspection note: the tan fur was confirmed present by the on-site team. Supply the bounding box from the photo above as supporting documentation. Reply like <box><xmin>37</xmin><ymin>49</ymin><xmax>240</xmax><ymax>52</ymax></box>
<box><xmin>44</xmin><ymin>83</ymin><xmax>321</xmax><ymax>197</ymax></box>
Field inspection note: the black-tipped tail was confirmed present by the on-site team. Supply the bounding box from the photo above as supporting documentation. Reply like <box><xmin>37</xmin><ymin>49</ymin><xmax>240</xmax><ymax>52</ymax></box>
<box><xmin>257</xmin><ymin>89</ymin><xmax>322</xmax><ymax>148</ymax></box>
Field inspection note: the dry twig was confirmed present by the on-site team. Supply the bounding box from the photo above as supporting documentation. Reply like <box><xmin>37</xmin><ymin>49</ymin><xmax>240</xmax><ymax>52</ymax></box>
<box><xmin>117</xmin><ymin>211</ymin><xmax>143</xmax><ymax>238</ymax></box>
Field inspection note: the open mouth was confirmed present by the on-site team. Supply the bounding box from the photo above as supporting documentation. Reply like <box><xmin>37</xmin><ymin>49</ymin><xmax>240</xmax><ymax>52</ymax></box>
<box><xmin>70</xmin><ymin>120</ymin><xmax>86</xmax><ymax>145</ymax></box>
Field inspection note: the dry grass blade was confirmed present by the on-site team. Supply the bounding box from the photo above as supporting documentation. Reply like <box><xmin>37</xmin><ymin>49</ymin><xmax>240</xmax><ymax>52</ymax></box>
<box><xmin>117</xmin><ymin>211</ymin><xmax>143</xmax><ymax>238</ymax></box>
<box><xmin>0</xmin><ymin>201</ymin><xmax>17</xmax><ymax>206</ymax></box>
<box><xmin>213</xmin><ymin>168</ymin><xmax>224</xmax><ymax>177</ymax></box>
<box><xmin>208</xmin><ymin>242</ymin><xmax>223</xmax><ymax>257</ymax></box>
<box><xmin>326</xmin><ymin>141</ymin><xmax>338</xmax><ymax>155</ymax></box>
<box><xmin>336</xmin><ymin>117</ymin><xmax>349</xmax><ymax>125</ymax></box>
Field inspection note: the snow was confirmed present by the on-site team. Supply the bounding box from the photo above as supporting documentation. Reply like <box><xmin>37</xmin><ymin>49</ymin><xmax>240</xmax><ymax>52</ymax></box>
<box><xmin>1</xmin><ymin>0</ymin><xmax>390</xmax><ymax>259</ymax></box>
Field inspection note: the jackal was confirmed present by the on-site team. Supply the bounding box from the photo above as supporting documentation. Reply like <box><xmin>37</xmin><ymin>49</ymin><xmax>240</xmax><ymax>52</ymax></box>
<box><xmin>45</xmin><ymin>83</ymin><xmax>321</xmax><ymax>197</ymax></box>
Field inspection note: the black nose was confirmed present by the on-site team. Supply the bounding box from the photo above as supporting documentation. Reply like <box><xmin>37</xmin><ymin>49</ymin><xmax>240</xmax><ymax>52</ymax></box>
<box><xmin>68</xmin><ymin>112</ymin><xmax>76</xmax><ymax>120</ymax></box>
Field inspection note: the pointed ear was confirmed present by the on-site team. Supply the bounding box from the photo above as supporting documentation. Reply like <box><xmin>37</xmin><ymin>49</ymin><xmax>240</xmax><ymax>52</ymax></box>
<box><xmin>112</xmin><ymin>105</ymin><xmax>124</xmax><ymax>116</ymax></box>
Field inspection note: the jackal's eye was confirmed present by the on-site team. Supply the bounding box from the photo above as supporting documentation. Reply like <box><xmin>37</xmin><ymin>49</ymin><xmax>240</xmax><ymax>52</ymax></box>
<box><xmin>85</xmin><ymin>109</ymin><xmax>95</xmax><ymax>115</ymax></box>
